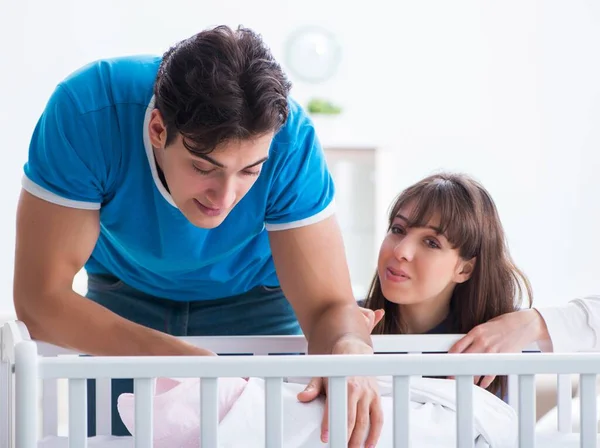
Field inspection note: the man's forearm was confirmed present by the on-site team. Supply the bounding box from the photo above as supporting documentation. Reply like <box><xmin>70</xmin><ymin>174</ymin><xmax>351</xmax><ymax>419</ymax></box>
<box><xmin>306</xmin><ymin>302</ymin><xmax>373</xmax><ymax>355</ymax></box>
<box><xmin>16</xmin><ymin>289</ymin><xmax>213</xmax><ymax>357</ymax></box>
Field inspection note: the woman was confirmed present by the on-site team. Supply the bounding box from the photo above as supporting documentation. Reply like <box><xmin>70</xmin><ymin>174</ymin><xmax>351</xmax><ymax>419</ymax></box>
<box><xmin>360</xmin><ymin>172</ymin><xmax>532</xmax><ymax>397</ymax></box>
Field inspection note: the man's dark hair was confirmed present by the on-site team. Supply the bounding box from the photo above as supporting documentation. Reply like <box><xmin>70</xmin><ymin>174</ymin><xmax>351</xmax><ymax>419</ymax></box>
<box><xmin>153</xmin><ymin>25</ymin><xmax>292</xmax><ymax>155</ymax></box>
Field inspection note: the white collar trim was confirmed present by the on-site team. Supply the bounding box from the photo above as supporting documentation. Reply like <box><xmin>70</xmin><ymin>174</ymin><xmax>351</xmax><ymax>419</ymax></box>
<box><xmin>142</xmin><ymin>95</ymin><xmax>178</xmax><ymax>208</ymax></box>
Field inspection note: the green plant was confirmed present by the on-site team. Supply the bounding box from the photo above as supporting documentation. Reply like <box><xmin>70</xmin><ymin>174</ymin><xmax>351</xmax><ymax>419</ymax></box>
<box><xmin>306</xmin><ymin>98</ymin><xmax>342</xmax><ymax>115</ymax></box>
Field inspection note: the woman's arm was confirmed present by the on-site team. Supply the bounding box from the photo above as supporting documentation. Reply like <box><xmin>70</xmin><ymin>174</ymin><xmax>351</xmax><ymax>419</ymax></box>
<box><xmin>448</xmin><ymin>295</ymin><xmax>600</xmax><ymax>356</ymax></box>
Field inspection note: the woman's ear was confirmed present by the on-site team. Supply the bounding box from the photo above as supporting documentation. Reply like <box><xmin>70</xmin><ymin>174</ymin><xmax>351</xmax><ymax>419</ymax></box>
<box><xmin>455</xmin><ymin>257</ymin><xmax>476</xmax><ymax>284</ymax></box>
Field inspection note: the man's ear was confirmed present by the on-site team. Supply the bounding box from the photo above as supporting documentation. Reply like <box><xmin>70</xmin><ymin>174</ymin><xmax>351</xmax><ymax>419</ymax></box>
<box><xmin>455</xmin><ymin>257</ymin><xmax>476</xmax><ymax>284</ymax></box>
<box><xmin>148</xmin><ymin>109</ymin><xmax>168</xmax><ymax>149</ymax></box>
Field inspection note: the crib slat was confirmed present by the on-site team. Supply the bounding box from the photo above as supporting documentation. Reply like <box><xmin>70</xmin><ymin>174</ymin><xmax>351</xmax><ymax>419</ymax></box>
<box><xmin>557</xmin><ymin>374</ymin><xmax>573</xmax><ymax>432</ymax></box>
<box><xmin>579</xmin><ymin>374</ymin><xmax>597</xmax><ymax>448</ymax></box>
<box><xmin>42</xmin><ymin>379</ymin><xmax>58</xmax><ymax>436</ymax></box>
<box><xmin>265</xmin><ymin>377</ymin><xmax>283</xmax><ymax>447</ymax></box>
<box><xmin>96</xmin><ymin>378</ymin><xmax>112</xmax><ymax>436</ymax></box>
<box><xmin>328</xmin><ymin>377</ymin><xmax>347</xmax><ymax>448</ymax></box>
<box><xmin>456</xmin><ymin>376</ymin><xmax>474</xmax><ymax>448</ymax></box>
<box><xmin>508</xmin><ymin>375</ymin><xmax>519</xmax><ymax>412</ymax></box>
<box><xmin>518</xmin><ymin>375</ymin><xmax>536</xmax><ymax>447</ymax></box>
<box><xmin>68</xmin><ymin>379</ymin><xmax>87</xmax><ymax>448</ymax></box>
<box><xmin>134</xmin><ymin>379</ymin><xmax>153</xmax><ymax>448</ymax></box>
<box><xmin>0</xmin><ymin>359</ymin><xmax>9</xmax><ymax>448</ymax></box>
<box><xmin>393</xmin><ymin>376</ymin><xmax>410</xmax><ymax>448</ymax></box>
<box><xmin>15</xmin><ymin>341</ymin><xmax>38</xmax><ymax>448</ymax></box>
<box><xmin>201</xmin><ymin>378</ymin><xmax>219</xmax><ymax>447</ymax></box>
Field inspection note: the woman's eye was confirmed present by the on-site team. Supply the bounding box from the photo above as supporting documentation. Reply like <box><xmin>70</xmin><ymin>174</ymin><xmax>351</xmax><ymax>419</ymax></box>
<box><xmin>425</xmin><ymin>239</ymin><xmax>440</xmax><ymax>249</ymax></box>
<box><xmin>391</xmin><ymin>226</ymin><xmax>405</xmax><ymax>235</ymax></box>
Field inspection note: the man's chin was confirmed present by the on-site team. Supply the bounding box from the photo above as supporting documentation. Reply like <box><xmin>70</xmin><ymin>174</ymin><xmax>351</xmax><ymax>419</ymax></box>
<box><xmin>189</xmin><ymin>215</ymin><xmax>227</xmax><ymax>229</ymax></box>
<box><xmin>174</xmin><ymin>200</ymin><xmax>230</xmax><ymax>228</ymax></box>
<box><xmin>184</xmin><ymin>210</ymin><xmax>229</xmax><ymax>229</ymax></box>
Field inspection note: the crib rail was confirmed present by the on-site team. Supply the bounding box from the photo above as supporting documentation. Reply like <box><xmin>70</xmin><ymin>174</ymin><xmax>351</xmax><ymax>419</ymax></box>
<box><xmin>14</xmin><ymin>341</ymin><xmax>600</xmax><ymax>448</ymax></box>
<box><xmin>0</xmin><ymin>320</ymin><xmax>593</xmax><ymax>448</ymax></box>
<box><xmin>8</xmin><ymin>329</ymin><xmax>546</xmax><ymax>441</ymax></box>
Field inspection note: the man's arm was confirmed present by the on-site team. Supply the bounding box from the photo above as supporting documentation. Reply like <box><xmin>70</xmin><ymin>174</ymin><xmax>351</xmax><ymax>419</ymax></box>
<box><xmin>269</xmin><ymin>214</ymin><xmax>383</xmax><ymax>446</ymax></box>
<box><xmin>268</xmin><ymin>214</ymin><xmax>372</xmax><ymax>355</ymax></box>
<box><xmin>13</xmin><ymin>190</ymin><xmax>213</xmax><ymax>357</ymax></box>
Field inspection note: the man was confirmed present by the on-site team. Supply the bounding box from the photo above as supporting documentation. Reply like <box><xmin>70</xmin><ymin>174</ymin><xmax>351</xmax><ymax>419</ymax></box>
<box><xmin>13</xmin><ymin>25</ymin><xmax>382</xmax><ymax>446</ymax></box>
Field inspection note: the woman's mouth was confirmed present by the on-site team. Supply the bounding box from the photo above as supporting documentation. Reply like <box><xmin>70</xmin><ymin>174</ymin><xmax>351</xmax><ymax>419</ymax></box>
<box><xmin>385</xmin><ymin>267</ymin><xmax>411</xmax><ymax>283</ymax></box>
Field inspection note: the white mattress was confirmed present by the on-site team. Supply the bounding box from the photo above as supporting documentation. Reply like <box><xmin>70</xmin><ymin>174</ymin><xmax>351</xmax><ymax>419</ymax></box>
<box><xmin>39</xmin><ymin>436</ymin><xmax>133</xmax><ymax>447</ymax></box>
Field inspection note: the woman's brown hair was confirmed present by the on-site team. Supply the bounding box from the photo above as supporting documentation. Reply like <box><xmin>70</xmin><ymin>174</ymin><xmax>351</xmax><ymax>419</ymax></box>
<box><xmin>364</xmin><ymin>172</ymin><xmax>533</xmax><ymax>396</ymax></box>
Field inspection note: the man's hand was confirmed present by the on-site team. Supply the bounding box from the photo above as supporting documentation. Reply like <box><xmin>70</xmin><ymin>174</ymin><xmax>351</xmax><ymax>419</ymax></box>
<box><xmin>268</xmin><ymin>218</ymin><xmax>385</xmax><ymax>445</ymax></box>
<box><xmin>449</xmin><ymin>309</ymin><xmax>549</xmax><ymax>388</ymax></box>
<box><xmin>297</xmin><ymin>337</ymin><xmax>383</xmax><ymax>447</ymax></box>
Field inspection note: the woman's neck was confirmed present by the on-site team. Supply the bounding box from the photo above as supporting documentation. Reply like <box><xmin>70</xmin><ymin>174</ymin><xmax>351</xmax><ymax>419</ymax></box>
<box><xmin>399</xmin><ymin>295</ymin><xmax>452</xmax><ymax>334</ymax></box>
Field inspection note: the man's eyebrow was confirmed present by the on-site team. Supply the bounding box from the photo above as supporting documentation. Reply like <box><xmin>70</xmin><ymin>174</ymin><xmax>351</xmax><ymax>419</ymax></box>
<box><xmin>193</xmin><ymin>155</ymin><xmax>269</xmax><ymax>170</ymax></box>
<box><xmin>194</xmin><ymin>154</ymin><xmax>225</xmax><ymax>168</ymax></box>
<box><xmin>243</xmin><ymin>157</ymin><xmax>269</xmax><ymax>169</ymax></box>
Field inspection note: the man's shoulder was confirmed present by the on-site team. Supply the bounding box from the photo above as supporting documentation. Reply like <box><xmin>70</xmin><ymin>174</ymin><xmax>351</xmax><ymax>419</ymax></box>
<box><xmin>57</xmin><ymin>55</ymin><xmax>161</xmax><ymax>115</ymax></box>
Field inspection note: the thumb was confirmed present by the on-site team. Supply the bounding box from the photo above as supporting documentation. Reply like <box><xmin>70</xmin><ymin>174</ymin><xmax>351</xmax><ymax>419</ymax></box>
<box><xmin>360</xmin><ymin>307</ymin><xmax>375</xmax><ymax>328</ymax></box>
<box><xmin>297</xmin><ymin>377</ymin><xmax>323</xmax><ymax>402</ymax></box>
<box><xmin>373</xmin><ymin>309</ymin><xmax>385</xmax><ymax>328</ymax></box>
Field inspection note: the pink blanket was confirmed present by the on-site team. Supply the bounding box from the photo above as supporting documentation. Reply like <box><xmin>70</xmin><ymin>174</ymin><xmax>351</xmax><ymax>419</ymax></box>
<box><xmin>117</xmin><ymin>377</ymin><xmax>247</xmax><ymax>448</ymax></box>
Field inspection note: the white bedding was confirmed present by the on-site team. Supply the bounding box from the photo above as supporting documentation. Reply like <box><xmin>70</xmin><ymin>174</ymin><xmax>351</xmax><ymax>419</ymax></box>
<box><xmin>215</xmin><ymin>376</ymin><xmax>518</xmax><ymax>447</ymax></box>
<box><xmin>38</xmin><ymin>377</ymin><xmax>525</xmax><ymax>447</ymax></box>
<box><xmin>534</xmin><ymin>431</ymin><xmax>600</xmax><ymax>448</ymax></box>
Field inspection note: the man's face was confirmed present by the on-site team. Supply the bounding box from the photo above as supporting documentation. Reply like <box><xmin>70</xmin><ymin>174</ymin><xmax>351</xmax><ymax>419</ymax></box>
<box><xmin>149</xmin><ymin>110</ymin><xmax>273</xmax><ymax>228</ymax></box>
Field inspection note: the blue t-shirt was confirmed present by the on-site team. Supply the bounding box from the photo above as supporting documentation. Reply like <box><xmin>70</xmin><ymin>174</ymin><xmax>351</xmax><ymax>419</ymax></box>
<box><xmin>23</xmin><ymin>56</ymin><xmax>335</xmax><ymax>302</ymax></box>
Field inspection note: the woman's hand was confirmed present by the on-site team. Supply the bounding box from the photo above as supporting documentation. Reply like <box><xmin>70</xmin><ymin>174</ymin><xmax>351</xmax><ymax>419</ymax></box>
<box><xmin>449</xmin><ymin>309</ymin><xmax>550</xmax><ymax>388</ymax></box>
<box><xmin>359</xmin><ymin>307</ymin><xmax>385</xmax><ymax>333</ymax></box>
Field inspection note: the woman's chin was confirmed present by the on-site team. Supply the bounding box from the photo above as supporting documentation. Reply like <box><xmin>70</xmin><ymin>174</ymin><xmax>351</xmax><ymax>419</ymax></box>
<box><xmin>381</xmin><ymin>287</ymin><xmax>416</xmax><ymax>306</ymax></box>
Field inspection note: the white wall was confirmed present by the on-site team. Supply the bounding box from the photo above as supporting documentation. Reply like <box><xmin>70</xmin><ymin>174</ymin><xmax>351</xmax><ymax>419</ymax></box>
<box><xmin>1</xmin><ymin>0</ymin><xmax>598</xmax><ymax>315</ymax></box>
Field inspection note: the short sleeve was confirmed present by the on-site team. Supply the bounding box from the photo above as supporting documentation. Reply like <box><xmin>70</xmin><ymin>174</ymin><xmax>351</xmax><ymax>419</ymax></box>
<box><xmin>22</xmin><ymin>84</ymin><xmax>109</xmax><ymax>209</ymax></box>
<box><xmin>265</xmin><ymin>113</ymin><xmax>336</xmax><ymax>231</ymax></box>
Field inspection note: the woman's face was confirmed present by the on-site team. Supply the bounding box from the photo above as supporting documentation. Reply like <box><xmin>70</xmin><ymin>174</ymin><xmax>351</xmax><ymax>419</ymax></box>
<box><xmin>377</xmin><ymin>204</ymin><xmax>475</xmax><ymax>309</ymax></box>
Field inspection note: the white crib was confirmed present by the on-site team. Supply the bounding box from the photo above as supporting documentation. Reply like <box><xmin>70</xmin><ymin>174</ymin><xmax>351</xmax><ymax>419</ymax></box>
<box><xmin>1</xmin><ymin>319</ymin><xmax>600</xmax><ymax>447</ymax></box>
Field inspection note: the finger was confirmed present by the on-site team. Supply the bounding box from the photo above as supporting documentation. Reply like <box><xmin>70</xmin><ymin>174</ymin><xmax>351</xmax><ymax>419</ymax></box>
<box><xmin>373</xmin><ymin>309</ymin><xmax>385</xmax><ymax>327</ymax></box>
<box><xmin>363</xmin><ymin>396</ymin><xmax>384</xmax><ymax>448</ymax></box>
<box><xmin>359</xmin><ymin>306</ymin><xmax>374</xmax><ymax>319</ymax></box>
<box><xmin>448</xmin><ymin>333</ymin><xmax>474</xmax><ymax>354</ymax></box>
<box><xmin>462</xmin><ymin>340</ymin><xmax>489</xmax><ymax>355</ymax></box>
<box><xmin>361</xmin><ymin>308</ymin><xmax>375</xmax><ymax>329</ymax></box>
<box><xmin>297</xmin><ymin>377</ymin><xmax>323</xmax><ymax>402</ymax></box>
<box><xmin>479</xmin><ymin>375</ymin><xmax>496</xmax><ymax>390</ymax></box>
<box><xmin>321</xmin><ymin>395</ymin><xmax>329</xmax><ymax>443</ymax></box>
<box><xmin>347</xmin><ymin>397</ymin><xmax>371</xmax><ymax>447</ymax></box>
<box><xmin>343</xmin><ymin>379</ymin><xmax>365</xmax><ymax>444</ymax></box>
